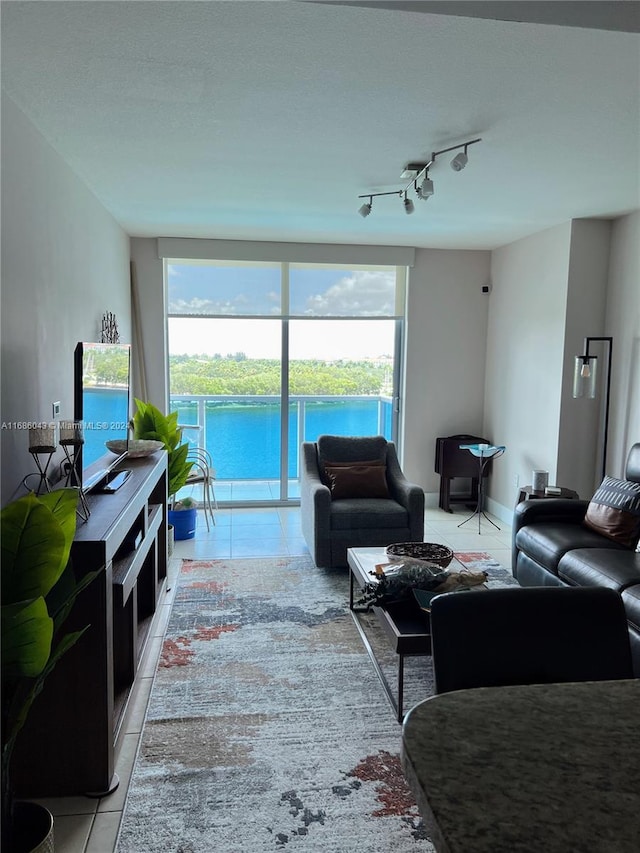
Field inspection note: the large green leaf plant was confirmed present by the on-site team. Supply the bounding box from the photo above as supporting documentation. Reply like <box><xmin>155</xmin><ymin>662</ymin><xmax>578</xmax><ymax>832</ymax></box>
<box><xmin>1</xmin><ymin>489</ymin><xmax>98</xmax><ymax>846</ymax></box>
<box><xmin>131</xmin><ymin>399</ymin><xmax>193</xmax><ymax>504</ymax></box>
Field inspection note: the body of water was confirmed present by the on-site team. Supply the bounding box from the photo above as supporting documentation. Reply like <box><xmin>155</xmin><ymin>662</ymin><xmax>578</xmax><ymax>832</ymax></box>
<box><xmin>84</xmin><ymin>391</ymin><xmax>392</xmax><ymax>479</ymax></box>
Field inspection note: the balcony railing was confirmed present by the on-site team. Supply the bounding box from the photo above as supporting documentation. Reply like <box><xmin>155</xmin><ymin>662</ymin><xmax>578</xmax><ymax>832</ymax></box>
<box><xmin>170</xmin><ymin>394</ymin><xmax>393</xmax><ymax>482</ymax></box>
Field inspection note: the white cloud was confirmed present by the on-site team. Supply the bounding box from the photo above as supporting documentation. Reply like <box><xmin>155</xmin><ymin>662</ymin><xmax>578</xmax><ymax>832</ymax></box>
<box><xmin>303</xmin><ymin>270</ymin><xmax>395</xmax><ymax>316</ymax></box>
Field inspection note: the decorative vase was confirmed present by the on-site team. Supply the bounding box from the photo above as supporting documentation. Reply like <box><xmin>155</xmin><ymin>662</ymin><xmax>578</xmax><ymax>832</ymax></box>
<box><xmin>10</xmin><ymin>801</ymin><xmax>54</xmax><ymax>853</ymax></box>
<box><xmin>168</xmin><ymin>507</ymin><xmax>197</xmax><ymax>540</ymax></box>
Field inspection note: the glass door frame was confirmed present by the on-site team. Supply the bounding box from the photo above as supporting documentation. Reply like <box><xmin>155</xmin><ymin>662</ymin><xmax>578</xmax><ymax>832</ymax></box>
<box><xmin>165</xmin><ymin>260</ymin><xmax>406</xmax><ymax>506</ymax></box>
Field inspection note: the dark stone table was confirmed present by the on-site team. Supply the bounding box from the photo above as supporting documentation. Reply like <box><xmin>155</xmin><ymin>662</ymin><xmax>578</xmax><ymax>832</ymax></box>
<box><xmin>402</xmin><ymin>679</ymin><xmax>640</xmax><ymax>852</ymax></box>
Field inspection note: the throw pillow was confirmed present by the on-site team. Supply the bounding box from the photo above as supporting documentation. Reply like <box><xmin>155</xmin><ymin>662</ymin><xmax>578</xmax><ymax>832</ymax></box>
<box><xmin>324</xmin><ymin>462</ymin><xmax>390</xmax><ymax>499</ymax></box>
<box><xmin>583</xmin><ymin>476</ymin><xmax>640</xmax><ymax>547</ymax></box>
<box><xmin>321</xmin><ymin>458</ymin><xmax>384</xmax><ymax>486</ymax></box>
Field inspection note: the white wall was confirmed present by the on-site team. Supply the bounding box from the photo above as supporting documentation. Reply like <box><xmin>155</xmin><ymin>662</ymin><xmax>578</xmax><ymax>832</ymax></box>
<box><xmin>485</xmin><ymin>223</ymin><xmax>572</xmax><ymax>510</ymax></box>
<box><xmin>402</xmin><ymin>248</ymin><xmax>491</xmax><ymax>494</ymax></box>
<box><xmin>605</xmin><ymin>211</ymin><xmax>640</xmax><ymax>475</ymax></box>
<box><xmin>1</xmin><ymin>94</ymin><xmax>131</xmax><ymax>504</ymax></box>
<box><xmin>485</xmin><ymin>214</ymin><xmax>639</xmax><ymax>517</ymax></box>
<box><xmin>558</xmin><ymin>219</ymin><xmax>611</xmax><ymax>498</ymax></box>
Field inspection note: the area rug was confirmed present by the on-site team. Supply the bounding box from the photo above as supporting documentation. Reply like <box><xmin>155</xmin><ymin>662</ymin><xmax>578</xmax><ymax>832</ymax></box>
<box><xmin>116</xmin><ymin>553</ymin><xmax>516</xmax><ymax>853</ymax></box>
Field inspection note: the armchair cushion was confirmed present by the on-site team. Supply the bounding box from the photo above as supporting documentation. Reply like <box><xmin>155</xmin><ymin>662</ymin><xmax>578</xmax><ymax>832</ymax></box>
<box><xmin>330</xmin><ymin>497</ymin><xmax>408</xmax><ymax>530</ymax></box>
<box><xmin>583</xmin><ymin>476</ymin><xmax>640</xmax><ymax>547</ymax></box>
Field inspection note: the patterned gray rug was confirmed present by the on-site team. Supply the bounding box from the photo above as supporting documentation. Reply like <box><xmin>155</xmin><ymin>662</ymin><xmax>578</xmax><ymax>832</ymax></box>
<box><xmin>116</xmin><ymin>553</ymin><xmax>516</xmax><ymax>853</ymax></box>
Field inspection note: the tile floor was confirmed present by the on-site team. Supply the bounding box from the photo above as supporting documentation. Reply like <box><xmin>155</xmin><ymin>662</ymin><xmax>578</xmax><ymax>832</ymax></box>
<box><xmin>35</xmin><ymin>503</ymin><xmax>512</xmax><ymax>853</ymax></box>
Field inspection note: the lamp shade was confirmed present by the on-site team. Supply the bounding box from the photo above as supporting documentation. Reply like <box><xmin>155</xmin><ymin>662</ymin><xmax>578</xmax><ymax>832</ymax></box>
<box><xmin>573</xmin><ymin>355</ymin><xmax>597</xmax><ymax>398</ymax></box>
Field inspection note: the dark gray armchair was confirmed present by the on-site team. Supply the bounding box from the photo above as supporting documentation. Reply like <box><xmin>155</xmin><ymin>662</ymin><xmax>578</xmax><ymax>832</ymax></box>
<box><xmin>300</xmin><ymin>435</ymin><xmax>425</xmax><ymax>568</ymax></box>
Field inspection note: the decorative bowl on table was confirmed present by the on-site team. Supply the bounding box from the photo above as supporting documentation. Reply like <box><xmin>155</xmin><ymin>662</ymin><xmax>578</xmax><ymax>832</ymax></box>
<box><xmin>386</xmin><ymin>542</ymin><xmax>454</xmax><ymax>569</ymax></box>
<box><xmin>105</xmin><ymin>439</ymin><xmax>164</xmax><ymax>458</ymax></box>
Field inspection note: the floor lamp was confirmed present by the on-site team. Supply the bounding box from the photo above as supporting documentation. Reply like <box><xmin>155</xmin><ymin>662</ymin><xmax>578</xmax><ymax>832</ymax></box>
<box><xmin>573</xmin><ymin>336</ymin><xmax>613</xmax><ymax>482</ymax></box>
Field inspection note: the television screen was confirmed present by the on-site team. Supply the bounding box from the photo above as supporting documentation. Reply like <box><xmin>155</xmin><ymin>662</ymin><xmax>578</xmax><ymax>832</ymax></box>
<box><xmin>74</xmin><ymin>342</ymin><xmax>131</xmax><ymax>491</ymax></box>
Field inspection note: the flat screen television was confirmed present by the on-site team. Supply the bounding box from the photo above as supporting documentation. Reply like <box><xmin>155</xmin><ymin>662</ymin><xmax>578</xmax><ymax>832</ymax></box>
<box><xmin>73</xmin><ymin>341</ymin><xmax>132</xmax><ymax>492</ymax></box>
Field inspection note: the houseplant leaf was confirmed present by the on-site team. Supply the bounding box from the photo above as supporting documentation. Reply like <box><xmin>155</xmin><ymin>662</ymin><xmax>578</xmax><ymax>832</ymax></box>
<box><xmin>133</xmin><ymin>398</ymin><xmax>193</xmax><ymax>499</ymax></box>
<box><xmin>1</xmin><ymin>487</ymin><xmax>98</xmax><ymax>851</ymax></box>
<box><xmin>1</xmin><ymin>598</ymin><xmax>53</xmax><ymax>678</ymax></box>
<box><xmin>1</xmin><ymin>490</ymin><xmax>77</xmax><ymax>605</ymax></box>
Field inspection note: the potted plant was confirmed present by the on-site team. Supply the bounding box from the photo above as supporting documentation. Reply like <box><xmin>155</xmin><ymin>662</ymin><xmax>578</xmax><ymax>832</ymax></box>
<box><xmin>131</xmin><ymin>399</ymin><xmax>195</xmax><ymax>541</ymax></box>
<box><xmin>1</xmin><ymin>489</ymin><xmax>98</xmax><ymax>853</ymax></box>
<box><xmin>168</xmin><ymin>496</ymin><xmax>198</xmax><ymax>541</ymax></box>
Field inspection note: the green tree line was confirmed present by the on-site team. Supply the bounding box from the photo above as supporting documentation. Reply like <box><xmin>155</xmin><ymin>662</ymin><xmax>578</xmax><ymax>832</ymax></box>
<box><xmin>168</xmin><ymin>354</ymin><xmax>391</xmax><ymax>396</ymax></box>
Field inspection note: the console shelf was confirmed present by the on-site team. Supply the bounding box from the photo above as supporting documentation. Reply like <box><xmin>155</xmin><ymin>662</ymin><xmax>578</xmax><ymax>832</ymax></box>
<box><xmin>12</xmin><ymin>452</ymin><xmax>168</xmax><ymax>797</ymax></box>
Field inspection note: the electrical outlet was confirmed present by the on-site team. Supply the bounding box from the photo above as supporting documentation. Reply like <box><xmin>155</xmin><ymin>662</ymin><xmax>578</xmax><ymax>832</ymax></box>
<box><xmin>52</xmin><ymin>401</ymin><xmax>61</xmax><ymax>419</ymax></box>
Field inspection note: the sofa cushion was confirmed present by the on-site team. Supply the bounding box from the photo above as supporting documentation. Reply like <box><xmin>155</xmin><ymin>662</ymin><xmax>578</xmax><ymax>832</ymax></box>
<box><xmin>583</xmin><ymin>476</ymin><xmax>640</xmax><ymax>548</ymax></box>
<box><xmin>515</xmin><ymin>522</ymin><xmax>624</xmax><ymax>573</ymax></box>
<box><xmin>324</xmin><ymin>463</ymin><xmax>390</xmax><ymax>499</ymax></box>
<box><xmin>621</xmin><ymin>585</ymin><xmax>640</xmax><ymax>633</ymax></box>
<box><xmin>329</xmin><ymin>498</ymin><xmax>407</xmax><ymax>530</ymax></box>
<box><xmin>558</xmin><ymin>549</ymin><xmax>640</xmax><ymax>591</ymax></box>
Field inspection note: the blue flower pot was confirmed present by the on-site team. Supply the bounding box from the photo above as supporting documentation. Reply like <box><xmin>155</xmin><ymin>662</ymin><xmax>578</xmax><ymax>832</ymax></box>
<box><xmin>168</xmin><ymin>507</ymin><xmax>197</xmax><ymax>540</ymax></box>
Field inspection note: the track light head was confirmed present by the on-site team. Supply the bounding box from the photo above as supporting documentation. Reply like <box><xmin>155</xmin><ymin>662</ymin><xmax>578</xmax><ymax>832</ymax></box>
<box><xmin>451</xmin><ymin>150</ymin><xmax>468</xmax><ymax>171</ymax></box>
<box><xmin>418</xmin><ymin>177</ymin><xmax>434</xmax><ymax>200</ymax></box>
<box><xmin>358</xmin><ymin>199</ymin><xmax>372</xmax><ymax>218</ymax></box>
<box><xmin>403</xmin><ymin>194</ymin><xmax>414</xmax><ymax>214</ymax></box>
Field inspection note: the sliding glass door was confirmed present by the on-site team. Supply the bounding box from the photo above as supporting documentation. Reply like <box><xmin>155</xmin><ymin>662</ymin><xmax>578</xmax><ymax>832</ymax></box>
<box><xmin>166</xmin><ymin>260</ymin><xmax>405</xmax><ymax>504</ymax></box>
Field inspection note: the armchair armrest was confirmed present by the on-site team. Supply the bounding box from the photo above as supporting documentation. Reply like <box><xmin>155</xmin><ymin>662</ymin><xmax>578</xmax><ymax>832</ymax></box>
<box><xmin>300</xmin><ymin>442</ymin><xmax>332</xmax><ymax>566</ymax></box>
<box><xmin>386</xmin><ymin>444</ymin><xmax>425</xmax><ymax>539</ymax></box>
<box><xmin>300</xmin><ymin>442</ymin><xmax>331</xmax><ymax>509</ymax></box>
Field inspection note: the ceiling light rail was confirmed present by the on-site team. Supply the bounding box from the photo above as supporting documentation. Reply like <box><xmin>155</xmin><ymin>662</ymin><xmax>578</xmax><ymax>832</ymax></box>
<box><xmin>358</xmin><ymin>137</ymin><xmax>481</xmax><ymax>217</ymax></box>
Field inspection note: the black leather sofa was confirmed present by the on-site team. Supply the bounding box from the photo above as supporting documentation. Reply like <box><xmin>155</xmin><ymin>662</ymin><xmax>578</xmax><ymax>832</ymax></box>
<box><xmin>513</xmin><ymin>443</ymin><xmax>640</xmax><ymax>676</ymax></box>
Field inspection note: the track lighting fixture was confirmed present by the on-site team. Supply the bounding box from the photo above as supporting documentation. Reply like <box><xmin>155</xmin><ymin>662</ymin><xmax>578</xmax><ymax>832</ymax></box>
<box><xmin>417</xmin><ymin>174</ymin><xmax>434</xmax><ymax>200</ymax></box>
<box><xmin>358</xmin><ymin>198</ymin><xmax>372</xmax><ymax>218</ymax></box>
<box><xmin>450</xmin><ymin>147</ymin><xmax>469</xmax><ymax>171</ymax></box>
<box><xmin>357</xmin><ymin>137</ymin><xmax>480</xmax><ymax>217</ymax></box>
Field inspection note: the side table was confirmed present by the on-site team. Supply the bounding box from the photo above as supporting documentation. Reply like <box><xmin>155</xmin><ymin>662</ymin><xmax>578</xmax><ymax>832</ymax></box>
<box><xmin>458</xmin><ymin>443</ymin><xmax>506</xmax><ymax>533</ymax></box>
<box><xmin>516</xmin><ymin>485</ymin><xmax>579</xmax><ymax>504</ymax></box>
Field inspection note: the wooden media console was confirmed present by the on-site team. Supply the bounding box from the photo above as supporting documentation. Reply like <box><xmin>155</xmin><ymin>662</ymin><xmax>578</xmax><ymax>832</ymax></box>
<box><xmin>12</xmin><ymin>452</ymin><xmax>168</xmax><ymax>797</ymax></box>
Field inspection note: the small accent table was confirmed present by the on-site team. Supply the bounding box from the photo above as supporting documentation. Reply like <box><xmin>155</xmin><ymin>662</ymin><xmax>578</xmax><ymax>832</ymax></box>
<box><xmin>457</xmin><ymin>444</ymin><xmax>506</xmax><ymax>533</ymax></box>
<box><xmin>516</xmin><ymin>485</ymin><xmax>579</xmax><ymax>504</ymax></box>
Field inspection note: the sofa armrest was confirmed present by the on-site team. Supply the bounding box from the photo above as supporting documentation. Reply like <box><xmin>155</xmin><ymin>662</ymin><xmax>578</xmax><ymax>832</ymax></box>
<box><xmin>514</xmin><ymin>498</ymin><xmax>589</xmax><ymax>531</ymax></box>
<box><xmin>512</xmin><ymin>498</ymin><xmax>589</xmax><ymax>570</ymax></box>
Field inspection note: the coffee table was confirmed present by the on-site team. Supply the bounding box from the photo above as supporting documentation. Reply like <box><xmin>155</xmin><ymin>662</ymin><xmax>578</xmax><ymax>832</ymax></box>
<box><xmin>348</xmin><ymin>547</ymin><xmax>434</xmax><ymax>722</ymax></box>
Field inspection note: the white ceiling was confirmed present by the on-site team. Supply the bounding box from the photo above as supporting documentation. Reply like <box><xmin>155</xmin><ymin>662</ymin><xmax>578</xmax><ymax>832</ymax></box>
<box><xmin>2</xmin><ymin>1</ymin><xmax>639</xmax><ymax>249</ymax></box>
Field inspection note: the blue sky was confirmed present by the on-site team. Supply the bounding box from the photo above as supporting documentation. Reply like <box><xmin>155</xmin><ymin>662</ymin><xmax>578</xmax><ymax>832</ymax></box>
<box><xmin>166</xmin><ymin>263</ymin><xmax>397</xmax><ymax>317</ymax></box>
